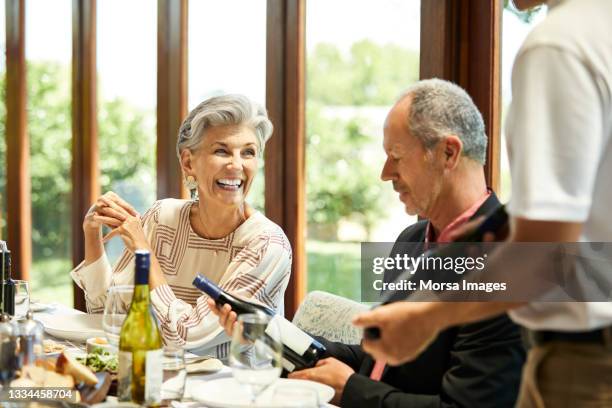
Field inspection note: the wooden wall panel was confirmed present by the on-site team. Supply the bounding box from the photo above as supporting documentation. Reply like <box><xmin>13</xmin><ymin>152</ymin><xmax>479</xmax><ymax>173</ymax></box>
<box><xmin>266</xmin><ymin>0</ymin><xmax>306</xmax><ymax>319</ymax></box>
<box><xmin>71</xmin><ymin>0</ymin><xmax>98</xmax><ymax>310</ymax></box>
<box><xmin>157</xmin><ymin>0</ymin><xmax>188</xmax><ymax>200</ymax></box>
<box><xmin>5</xmin><ymin>0</ymin><xmax>30</xmax><ymax>280</ymax></box>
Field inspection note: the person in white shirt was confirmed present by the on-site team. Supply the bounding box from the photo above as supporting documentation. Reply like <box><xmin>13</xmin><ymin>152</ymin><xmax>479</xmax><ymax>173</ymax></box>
<box><xmin>352</xmin><ymin>0</ymin><xmax>612</xmax><ymax>405</ymax></box>
<box><xmin>71</xmin><ymin>94</ymin><xmax>292</xmax><ymax>358</ymax></box>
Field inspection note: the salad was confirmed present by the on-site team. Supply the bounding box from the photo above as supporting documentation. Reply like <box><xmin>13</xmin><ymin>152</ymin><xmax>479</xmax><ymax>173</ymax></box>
<box><xmin>76</xmin><ymin>349</ymin><xmax>118</xmax><ymax>373</ymax></box>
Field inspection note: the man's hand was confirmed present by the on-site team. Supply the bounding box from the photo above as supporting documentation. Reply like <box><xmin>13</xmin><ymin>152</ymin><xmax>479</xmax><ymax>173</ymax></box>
<box><xmin>352</xmin><ymin>302</ymin><xmax>442</xmax><ymax>365</ymax></box>
<box><xmin>288</xmin><ymin>358</ymin><xmax>355</xmax><ymax>405</ymax></box>
<box><xmin>207</xmin><ymin>299</ymin><xmax>238</xmax><ymax>337</ymax></box>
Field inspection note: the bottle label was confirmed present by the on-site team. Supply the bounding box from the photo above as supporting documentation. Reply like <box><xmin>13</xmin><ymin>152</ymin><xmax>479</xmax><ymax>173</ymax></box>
<box><xmin>267</xmin><ymin>315</ymin><xmax>313</xmax><ymax>356</ymax></box>
<box><xmin>281</xmin><ymin>357</ymin><xmax>296</xmax><ymax>372</ymax></box>
<box><xmin>117</xmin><ymin>349</ymin><xmax>163</xmax><ymax>405</ymax></box>
<box><xmin>118</xmin><ymin>351</ymin><xmax>132</xmax><ymax>402</ymax></box>
<box><xmin>145</xmin><ymin>349</ymin><xmax>163</xmax><ymax>405</ymax></box>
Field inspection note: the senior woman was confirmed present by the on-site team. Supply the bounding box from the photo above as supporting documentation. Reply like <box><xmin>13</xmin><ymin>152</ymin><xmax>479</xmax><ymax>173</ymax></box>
<box><xmin>70</xmin><ymin>94</ymin><xmax>292</xmax><ymax>357</ymax></box>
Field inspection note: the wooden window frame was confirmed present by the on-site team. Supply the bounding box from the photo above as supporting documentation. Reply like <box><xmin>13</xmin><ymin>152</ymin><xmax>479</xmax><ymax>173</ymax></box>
<box><xmin>5</xmin><ymin>0</ymin><xmax>30</xmax><ymax>281</ymax></box>
<box><xmin>157</xmin><ymin>0</ymin><xmax>188</xmax><ymax>200</ymax></box>
<box><xmin>420</xmin><ymin>0</ymin><xmax>502</xmax><ymax>191</ymax></box>
<box><xmin>72</xmin><ymin>0</ymin><xmax>98</xmax><ymax>311</ymax></box>
<box><xmin>266</xmin><ymin>0</ymin><xmax>306</xmax><ymax>319</ymax></box>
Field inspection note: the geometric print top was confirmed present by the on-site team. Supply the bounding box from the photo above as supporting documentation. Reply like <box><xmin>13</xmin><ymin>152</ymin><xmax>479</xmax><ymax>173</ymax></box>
<box><xmin>71</xmin><ymin>198</ymin><xmax>292</xmax><ymax>353</ymax></box>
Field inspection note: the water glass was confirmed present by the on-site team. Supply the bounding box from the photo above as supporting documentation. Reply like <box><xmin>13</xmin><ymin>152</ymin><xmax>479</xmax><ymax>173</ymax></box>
<box><xmin>102</xmin><ymin>285</ymin><xmax>133</xmax><ymax>348</ymax></box>
<box><xmin>13</xmin><ymin>280</ymin><xmax>30</xmax><ymax>319</ymax></box>
<box><xmin>230</xmin><ymin>313</ymin><xmax>283</xmax><ymax>404</ymax></box>
<box><xmin>161</xmin><ymin>346</ymin><xmax>186</xmax><ymax>404</ymax></box>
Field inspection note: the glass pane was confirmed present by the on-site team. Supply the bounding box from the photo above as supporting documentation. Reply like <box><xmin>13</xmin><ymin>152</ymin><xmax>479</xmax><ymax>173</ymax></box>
<box><xmin>188</xmin><ymin>0</ymin><xmax>267</xmax><ymax>211</ymax></box>
<box><xmin>306</xmin><ymin>0</ymin><xmax>421</xmax><ymax>301</ymax></box>
<box><xmin>26</xmin><ymin>0</ymin><xmax>72</xmax><ymax>305</ymax></box>
<box><xmin>98</xmin><ymin>0</ymin><xmax>157</xmax><ymax>263</ymax></box>
<box><xmin>501</xmin><ymin>3</ymin><xmax>547</xmax><ymax>202</ymax></box>
<box><xmin>0</xmin><ymin>0</ymin><xmax>6</xmax><ymax>240</ymax></box>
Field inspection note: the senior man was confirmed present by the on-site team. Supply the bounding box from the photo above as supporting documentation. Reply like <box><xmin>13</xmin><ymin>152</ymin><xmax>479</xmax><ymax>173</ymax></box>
<box><xmin>354</xmin><ymin>0</ymin><xmax>612</xmax><ymax>406</ymax></box>
<box><xmin>210</xmin><ymin>79</ymin><xmax>525</xmax><ymax>407</ymax></box>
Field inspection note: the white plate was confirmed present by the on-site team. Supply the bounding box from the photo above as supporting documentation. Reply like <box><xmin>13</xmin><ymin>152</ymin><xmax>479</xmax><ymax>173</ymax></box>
<box><xmin>30</xmin><ymin>301</ymin><xmax>54</xmax><ymax>312</ymax></box>
<box><xmin>37</xmin><ymin>313</ymin><xmax>105</xmax><ymax>342</ymax></box>
<box><xmin>189</xmin><ymin>377</ymin><xmax>334</xmax><ymax>407</ymax></box>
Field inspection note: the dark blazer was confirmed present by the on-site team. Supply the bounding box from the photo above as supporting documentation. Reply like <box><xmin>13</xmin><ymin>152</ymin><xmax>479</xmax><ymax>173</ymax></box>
<box><xmin>318</xmin><ymin>193</ymin><xmax>526</xmax><ymax>408</ymax></box>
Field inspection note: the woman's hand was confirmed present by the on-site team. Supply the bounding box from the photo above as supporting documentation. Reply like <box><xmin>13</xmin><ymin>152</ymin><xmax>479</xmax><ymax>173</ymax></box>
<box><xmin>83</xmin><ymin>191</ymin><xmax>139</xmax><ymax>235</ymax></box>
<box><xmin>105</xmin><ymin>214</ymin><xmax>150</xmax><ymax>253</ymax></box>
<box><xmin>207</xmin><ymin>299</ymin><xmax>238</xmax><ymax>337</ymax></box>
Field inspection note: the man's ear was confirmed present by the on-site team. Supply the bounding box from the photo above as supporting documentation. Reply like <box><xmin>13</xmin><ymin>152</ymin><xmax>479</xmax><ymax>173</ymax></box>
<box><xmin>180</xmin><ymin>149</ymin><xmax>195</xmax><ymax>176</ymax></box>
<box><xmin>442</xmin><ymin>135</ymin><xmax>463</xmax><ymax>170</ymax></box>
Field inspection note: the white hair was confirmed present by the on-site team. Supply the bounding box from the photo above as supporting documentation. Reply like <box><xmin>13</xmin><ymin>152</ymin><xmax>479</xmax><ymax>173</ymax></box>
<box><xmin>401</xmin><ymin>79</ymin><xmax>487</xmax><ymax>164</ymax></box>
<box><xmin>176</xmin><ymin>94</ymin><xmax>273</xmax><ymax>159</ymax></box>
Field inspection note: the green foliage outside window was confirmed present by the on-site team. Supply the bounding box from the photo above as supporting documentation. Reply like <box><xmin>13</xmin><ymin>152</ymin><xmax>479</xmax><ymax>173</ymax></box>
<box><xmin>306</xmin><ymin>40</ymin><xmax>418</xmax><ymax>241</ymax></box>
<box><xmin>0</xmin><ymin>62</ymin><xmax>154</xmax><ymax>259</ymax></box>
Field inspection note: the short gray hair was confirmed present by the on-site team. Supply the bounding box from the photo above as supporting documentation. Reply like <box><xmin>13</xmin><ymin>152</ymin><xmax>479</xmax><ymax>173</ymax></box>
<box><xmin>176</xmin><ymin>94</ymin><xmax>273</xmax><ymax>159</ymax></box>
<box><xmin>402</xmin><ymin>79</ymin><xmax>487</xmax><ymax>164</ymax></box>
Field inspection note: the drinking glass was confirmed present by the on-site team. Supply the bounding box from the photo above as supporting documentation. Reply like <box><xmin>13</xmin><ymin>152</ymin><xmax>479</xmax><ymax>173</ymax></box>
<box><xmin>230</xmin><ymin>313</ymin><xmax>282</xmax><ymax>404</ymax></box>
<box><xmin>161</xmin><ymin>346</ymin><xmax>187</xmax><ymax>404</ymax></box>
<box><xmin>13</xmin><ymin>280</ymin><xmax>30</xmax><ymax>319</ymax></box>
<box><xmin>102</xmin><ymin>285</ymin><xmax>133</xmax><ymax>348</ymax></box>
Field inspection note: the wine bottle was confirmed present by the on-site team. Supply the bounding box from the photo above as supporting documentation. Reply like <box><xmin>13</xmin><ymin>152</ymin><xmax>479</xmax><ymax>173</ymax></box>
<box><xmin>192</xmin><ymin>274</ymin><xmax>326</xmax><ymax>372</ymax></box>
<box><xmin>118</xmin><ymin>250</ymin><xmax>163</xmax><ymax>406</ymax></box>
<box><xmin>0</xmin><ymin>241</ymin><xmax>15</xmax><ymax>316</ymax></box>
<box><xmin>364</xmin><ymin>205</ymin><xmax>509</xmax><ymax>340</ymax></box>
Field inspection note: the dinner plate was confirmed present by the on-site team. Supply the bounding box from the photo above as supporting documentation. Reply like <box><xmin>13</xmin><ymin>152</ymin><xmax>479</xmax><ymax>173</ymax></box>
<box><xmin>30</xmin><ymin>301</ymin><xmax>54</xmax><ymax>312</ymax></box>
<box><xmin>189</xmin><ymin>377</ymin><xmax>334</xmax><ymax>407</ymax></box>
<box><xmin>37</xmin><ymin>313</ymin><xmax>105</xmax><ymax>342</ymax></box>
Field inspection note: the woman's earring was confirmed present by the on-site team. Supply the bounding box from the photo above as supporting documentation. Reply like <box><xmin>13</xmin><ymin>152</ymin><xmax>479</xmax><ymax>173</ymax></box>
<box><xmin>184</xmin><ymin>176</ymin><xmax>198</xmax><ymax>199</ymax></box>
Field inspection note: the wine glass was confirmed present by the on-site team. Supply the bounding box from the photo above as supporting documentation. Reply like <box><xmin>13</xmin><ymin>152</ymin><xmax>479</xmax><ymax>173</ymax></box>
<box><xmin>102</xmin><ymin>285</ymin><xmax>134</xmax><ymax>349</ymax></box>
<box><xmin>13</xmin><ymin>280</ymin><xmax>30</xmax><ymax>319</ymax></box>
<box><xmin>229</xmin><ymin>313</ymin><xmax>283</xmax><ymax>404</ymax></box>
<box><xmin>161</xmin><ymin>346</ymin><xmax>187</xmax><ymax>405</ymax></box>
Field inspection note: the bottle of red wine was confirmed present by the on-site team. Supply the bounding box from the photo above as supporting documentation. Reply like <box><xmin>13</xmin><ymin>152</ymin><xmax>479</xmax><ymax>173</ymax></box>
<box><xmin>192</xmin><ymin>274</ymin><xmax>326</xmax><ymax>372</ymax></box>
<box><xmin>0</xmin><ymin>242</ymin><xmax>15</xmax><ymax>316</ymax></box>
<box><xmin>364</xmin><ymin>204</ymin><xmax>509</xmax><ymax>340</ymax></box>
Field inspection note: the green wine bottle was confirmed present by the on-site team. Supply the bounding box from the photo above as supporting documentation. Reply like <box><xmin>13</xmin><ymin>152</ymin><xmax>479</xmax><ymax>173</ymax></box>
<box><xmin>118</xmin><ymin>250</ymin><xmax>163</xmax><ymax>406</ymax></box>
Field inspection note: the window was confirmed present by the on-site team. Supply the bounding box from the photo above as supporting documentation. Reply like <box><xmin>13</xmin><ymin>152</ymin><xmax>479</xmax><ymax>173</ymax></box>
<box><xmin>305</xmin><ymin>0</ymin><xmax>420</xmax><ymax>301</ymax></box>
<box><xmin>26</xmin><ymin>0</ymin><xmax>72</xmax><ymax>304</ymax></box>
<box><xmin>188</xmin><ymin>0</ymin><xmax>267</xmax><ymax>211</ymax></box>
<box><xmin>500</xmin><ymin>3</ymin><xmax>547</xmax><ymax>202</ymax></box>
<box><xmin>97</xmin><ymin>0</ymin><xmax>157</xmax><ymax>263</ymax></box>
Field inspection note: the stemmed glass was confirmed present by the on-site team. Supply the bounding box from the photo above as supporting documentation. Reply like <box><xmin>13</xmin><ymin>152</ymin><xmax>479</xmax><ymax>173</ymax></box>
<box><xmin>102</xmin><ymin>285</ymin><xmax>134</xmax><ymax>349</ymax></box>
<box><xmin>229</xmin><ymin>313</ymin><xmax>283</xmax><ymax>405</ymax></box>
<box><xmin>13</xmin><ymin>280</ymin><xmax>30</xmax><ymax>319</ymax></box>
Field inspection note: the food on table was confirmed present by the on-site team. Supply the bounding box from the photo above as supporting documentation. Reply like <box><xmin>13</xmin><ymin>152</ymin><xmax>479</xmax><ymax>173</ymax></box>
<box><xmin>86</xmin><ymin>336</ymin><xmax>112</xmax><ymax>354</ymax></box>
<box><xmin>56</xmin><ymin>351</ymin><xmax>99</xmax><ymax>386</ymax></box>
<box><xmin>43</xmin><ymin>338</ymin><xmax>66</xmax><ymax>354</ymax></box>
<box><xmin>11</xmin><ymin>363</ymin><xmax>75</xmax><ymax>388</ymax></box>
<box><xmin>77</xmin><ymin>348</ymin><xmax>118</xmax><ymax>374</ymax></box>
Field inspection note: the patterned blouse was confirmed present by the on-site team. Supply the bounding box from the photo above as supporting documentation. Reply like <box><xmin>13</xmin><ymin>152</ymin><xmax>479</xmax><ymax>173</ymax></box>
<box><xmin>71</xmin><ymin>198</ymin><xmax>292</xmax><ymax>356</ymax></box>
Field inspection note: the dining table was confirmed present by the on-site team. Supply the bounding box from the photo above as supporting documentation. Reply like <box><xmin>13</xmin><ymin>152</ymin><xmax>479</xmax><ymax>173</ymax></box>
<box><xmin>28</xmin><ymin>302</ymin><xmax>338</xmax><ymax>408</ymax></box>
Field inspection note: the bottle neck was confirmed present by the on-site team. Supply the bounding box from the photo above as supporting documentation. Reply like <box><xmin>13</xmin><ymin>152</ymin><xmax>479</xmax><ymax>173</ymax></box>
<box><xmin>132</xmin><ymin>284</ymin><xmax>150</xmax><ymax>304</ymax></box>
<box><xmin>1</xmin><ymin>255</ymin><xmax>10</xmax><ymax>281</ymax></box>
